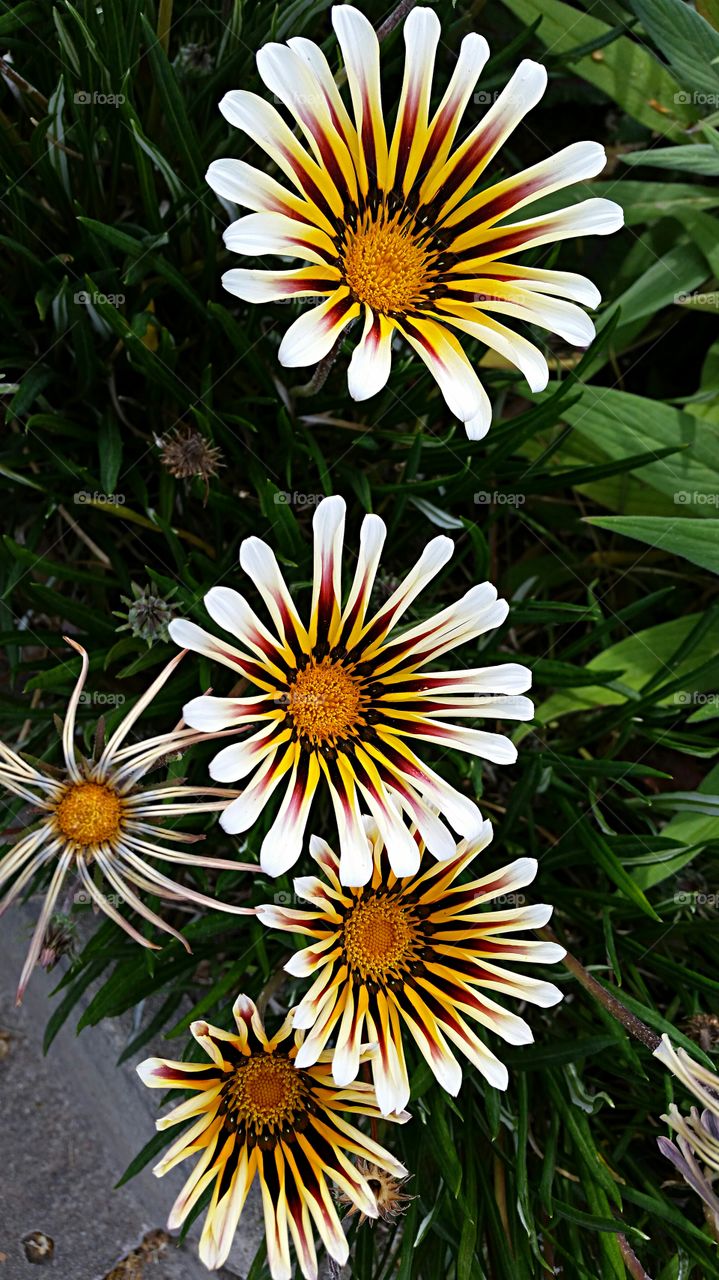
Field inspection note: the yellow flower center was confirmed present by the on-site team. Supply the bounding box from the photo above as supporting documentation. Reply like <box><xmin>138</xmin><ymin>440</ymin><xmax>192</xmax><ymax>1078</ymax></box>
<box><xmin>222</xmin><ymin>1053</ymin><xmax>307</xmax><ymax>1137</ymax></box>
<box><xmin>287</xmin><ymin>658</ymin><xmax>362</xmax><ymax>747</ymax></box>
<box><xmin>342</xmin><ymin>209</ymin><xmax>435</xmax><ymax>316</ymax></box>
<box><xmin>343</xmin><ymin>895</ymin><xmax>418</xmax><ymax>983</ymax></box>
<box><xmin>54</xmin><ymin>780</ymin><xmax>122</xmax><ymax>847</ymax></box>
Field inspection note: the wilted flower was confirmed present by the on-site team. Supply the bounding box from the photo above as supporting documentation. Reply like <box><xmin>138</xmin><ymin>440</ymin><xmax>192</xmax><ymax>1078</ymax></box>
<box><xmin>0</xmin><ymin>640</ymin><xmax>255</xmax><ymax>1002</ymax></box>
<box><xmin>655</xmin><ymin>1032</ymin><xmax>719</xmax><ymax>1227</ymax></box>
<box><xmin>684</xmin><ymin>1013</ymin><xmax>719</xmax><ymax>1054</ymax></box>
<box><xmin>336</xmin><ymin>1160</ymin><xmax>414</xmax><ymax>1226</ymax></box>
<box><xmin>658</xmin><ymin>1105</ymin><xmax>719</xmax><ymax>1223</ymax></box>
<box><xmin>159</xmin><ymin>424</ymin><xmax>224</xmax><ymax>499</ymax></box>
<box><xmin>654</xmin><ymin>1034</ymin><xmax>719</xmax><ymax>1120</ymax></box>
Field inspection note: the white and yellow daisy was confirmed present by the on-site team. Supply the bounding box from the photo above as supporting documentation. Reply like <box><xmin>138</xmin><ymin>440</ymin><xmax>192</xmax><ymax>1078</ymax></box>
<box><xmin>258</xmin><ymin>818</ymin><xmax>564</xmax><ymax>1115</ymax></box>
<box><xmin>138</xmin><ymin>994</ymin><xmax>408</xmax><ymax>1277</ymax></box>
<box><xmin>0</xmin><ymin>640</ymin><xmax>255</xmax><ymax>1002</ymax></box>
<box><xmin>207</xmin><ymin>4</ymin><xmax>623</xmax><ymax>437</ymax></box>
<box><xmin>169</xmin><ymin>495</ymin><xmax>532</xmax><ymax>886</ymax></box>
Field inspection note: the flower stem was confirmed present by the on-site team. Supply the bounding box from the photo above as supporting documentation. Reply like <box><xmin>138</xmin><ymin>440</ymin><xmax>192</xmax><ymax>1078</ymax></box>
<box><xmin>541</xmin><ymin>926</ymin><xmax>661</xmax><ymax>1052</ymax></box>
<box><xmin>616</xmin><ymin>1233</ymin><xmax>654</xmax><ymax>1280</ymax></box>
<box><xmin>376</xmin><ymin>0</ymin><xmax>417</xmax><ymax>41</ymax></box>
<box><xmin>292</xmin><ymin>334</ymin><xmax>344</xmax><ymax>398</ymax></box>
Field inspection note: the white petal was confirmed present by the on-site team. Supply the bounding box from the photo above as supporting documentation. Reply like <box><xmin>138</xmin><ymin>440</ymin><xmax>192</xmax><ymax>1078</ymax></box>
<box><xmin>347</xmin><ymin>310</ymin><xmax>395</xmax><ymax>401</ymax></box>
<box><xmin>278</xmin><ymin>288</ymin><xmax>360</xmax><ymax>368</ymax></box>
<box><xmin>222</xmin><ymin>266</ymin><xmax>339</xmax><ymax>303</ymax></box>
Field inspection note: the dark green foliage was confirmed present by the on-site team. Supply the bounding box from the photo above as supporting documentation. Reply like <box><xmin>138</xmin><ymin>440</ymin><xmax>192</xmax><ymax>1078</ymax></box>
<box><xmin>1</xmin><ymin>0</ymin><xmax>719</xmax><ymax>1276</ymax></box>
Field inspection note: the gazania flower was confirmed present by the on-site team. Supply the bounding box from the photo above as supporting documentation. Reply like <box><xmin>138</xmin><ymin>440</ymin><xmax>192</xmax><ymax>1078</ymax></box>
<box><xmin>138</xmin><ymin>993</ymin><xmax>408</xmax><ymax>1277</ymax></box>
<box><xmin>257</xmin><ymin>818</ymin><xmax>564</xmax><ymax>1115</ymax></box>
<box><xmin>169</xmin><ymin>495</ymin><xmax>532</xmax><ymax>885</ymax></box>
<box><xmin>207</xmin><ymin>5</ymin><xmax>623</xmax><ymax>437</ymax></box>
<box><xmin>0</xmin><ymin>639</ymin><xmax>255</xmax><ymax>1002</ymax></box>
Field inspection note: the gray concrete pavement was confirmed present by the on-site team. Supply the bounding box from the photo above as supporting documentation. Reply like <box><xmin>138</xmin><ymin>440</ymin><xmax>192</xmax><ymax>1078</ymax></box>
<box><xmin>0</xmin><ymin>905</ymin><xmax>263</xmax><ymax>1280</ymax></box>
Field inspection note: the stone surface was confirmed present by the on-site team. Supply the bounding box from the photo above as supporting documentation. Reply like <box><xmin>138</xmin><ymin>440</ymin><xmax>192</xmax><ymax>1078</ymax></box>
<box><xmin>0</xmin><ymin>905</ymin><xmax>263</xmax><ymax>1280</ymax></box>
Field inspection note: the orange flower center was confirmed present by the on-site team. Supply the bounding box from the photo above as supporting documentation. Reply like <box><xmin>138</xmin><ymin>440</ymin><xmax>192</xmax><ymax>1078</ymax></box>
<box><xmin>342</xmin><ymin>209</ymin><xmax>435</xmax><ymax>316</ymax></box>
<box><xmin>54</xmin><ymin>780</ymin><xmax>122</xmax><ymax>847</ymax></box>
<box><xmin>343</xmin><ymin>895</ymin><xmax>419</xmax><ymax>982</ymax></box>
<box><xmin>287</xmin><ymin>658</ymin><xmax>362</xmax><ymax>746</ymax></box>
<box><xmin>222</xmin><ymin>1052</ymin><xmax>307</xmax><ymax>1136</ymax></box>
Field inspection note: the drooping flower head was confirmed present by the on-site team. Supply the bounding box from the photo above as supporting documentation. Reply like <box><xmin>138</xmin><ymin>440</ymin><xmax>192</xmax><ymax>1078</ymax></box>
<box><xmin>169</xmin><ymin>496</ymin><xmax>532</xmax><ymax>885</ymax></box>
<box><xmin>207</xmin><ymin>5</ymin><xmax>623</xmax><ymax>437</ymax></box>
<box><xmin>658</xmin><ymin>1106</ymin><xmax>719</xmax><ymax>1224</ymax></box>
<box><xmin>258</xmin><ymin>818</ymin><xmax>564</xmax><ymax>1115</ymax></box>
<box><xmin>654</xmin><ymin>1034</ymin><xmax>719</xmax><ymax>1225</ymax></box>
<box><xmin>138</xmin><ymin>994</ymin><xmax>408</xmax><ymax>1277</ymax></box>
<box><xmin>654</xmin><ymin>1034</ymin><xmax>719</xmax><ymax>1122</ymax></box>
<box><xmin>0</xmin><ymin>640</ymin><xmax>255</xmax><ymax>1002</ymax></box>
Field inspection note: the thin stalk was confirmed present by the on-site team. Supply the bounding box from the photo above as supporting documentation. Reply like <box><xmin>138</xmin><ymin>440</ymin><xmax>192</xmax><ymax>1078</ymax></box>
<box><xmin>377</xmin><ymin>0</ymin><xmax>417</xmax><ymax>41</ymax></box>
<box><xmin>616</xmin><ymin>1233</ymin><xmax>653</xmax><ymax>1280</ymax></box>
<box><xmin>541</xmin><ymin>926</ymin><xmax>661</xmax><ymax>1052</ymax></box>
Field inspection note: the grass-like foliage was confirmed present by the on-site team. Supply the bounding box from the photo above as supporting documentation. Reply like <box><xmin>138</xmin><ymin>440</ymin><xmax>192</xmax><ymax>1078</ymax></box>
<box><xmin>2</xmin><ymin>0</ymin><xmax>719</xmax><ymax>1276</ymax></box>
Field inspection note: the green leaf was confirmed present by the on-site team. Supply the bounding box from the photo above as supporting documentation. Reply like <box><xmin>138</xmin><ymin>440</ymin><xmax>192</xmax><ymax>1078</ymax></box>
<box><xmin>578</xmin><ymin>821</ymin><xmax>662</xmax><ymax>922</ymax></box>
<box><xmin>500</xmin><ymin>0</ymin><xmax>693</xmax><ymax>136</ymax></box>
<box><xmin>528</xmin><ymin>613</ymin><xmax>719</xmax><ymax>728</ymax></box>
<box><xmin>621</xmin><ymin>145</ymin><xmax>719</xmax><ymax>176</ymax></box>
<box><xmin>585</xmin><ymin>516</ymin><xmax>719</xmax><ymax>576</ymax></box>
<box><xmin>558</xmin><ymin>386</ymin><xmax>719</xmax><ymax>516</ymax></box>
<box><xmin>634</xmin><ymin>761</ymin><xmax>719</xmax><ymax>889</ymax></box>
<box><xmin>98</xmin><ymin>415</ymin><xmax>123</xmax><ymax>494</ymax></box>
<box><xmin>628</xmin><ymin>0</ymin><xmax>719</xmax><ymax>97</ymax></box>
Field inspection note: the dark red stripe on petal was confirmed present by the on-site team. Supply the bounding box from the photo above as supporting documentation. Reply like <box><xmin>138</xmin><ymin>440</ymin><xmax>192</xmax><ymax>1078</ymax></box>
<box><xmin>217</xmin><ymin>648</ymin><xmax>272</xmax><ymax>685</ymax></box>
<box><xmin>462</xmin><ymin>224</ymin><xmax>546</xmax><ymax>262</ymax></box>
<box><xmin>360</xmin><ymin>89</ymin><xmax>378</xmax><ymax>187</ymax></box>
<box><xmin>316</xmin><ymin>555</ymin><xmax>336</xmax><ymax>643</ymax></box>
<box><xmin>415</xmin><ymin>103</ymin><xmax>455</xmax><ymax>188</ymax></box>
<box><xmin>157</xmin><ymin>1065</ymin><xmax>221</xmax><ymax>1083</ymax></box>
<box><xmin>432</xmin><ymin>120</ymin><xmax>504</xmax><ymax>210</ymax></box>
<box><xmin>287</xmin><ymin>751</ymin><xmax>311</xmax><ymax>818</ymax></box>
<box><xmin>449</xmin><ymin>176</ymin><xmax>546</xmax><ymax>239</ymax></box>
<box><xmin>308</xmin><ymin>127</ymin><xmax>351</xmax><ymax>204</ymax></box>
<box><xmin>291</xmin><ymin>236</ymin><xmax>336</xmax><ymax>266</ymax></box>
<box><xmin>394</xmin><ymin>86</ymin><xmax>420</xmax><ymax>191</ymax></box>
<box><xmin>282</xmin><ymin>275</ymin><xmax>336</xmax><ymax>296</ymax></box>
<box><xmin>425</xmin><ymin>976</ymin><xmax>502</xmax><ymax>1024</ymax></box>
<box><xmin>324</xmin><ymin>295</ymin><xmax>355</xmax><ymax>330</ymax></box>
<box><xmin>278</xmin><ymin>145</ymin><xmax>336</xmax><ymax>225</ymax></box>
